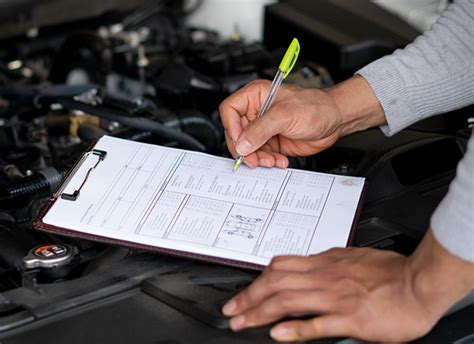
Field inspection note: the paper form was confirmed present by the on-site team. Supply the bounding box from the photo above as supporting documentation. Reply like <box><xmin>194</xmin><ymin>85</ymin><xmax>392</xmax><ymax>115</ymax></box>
<box><xmin>43</xmin><ymin>136</ymin><xmax>365</xmax><ymax>266</ymax></box>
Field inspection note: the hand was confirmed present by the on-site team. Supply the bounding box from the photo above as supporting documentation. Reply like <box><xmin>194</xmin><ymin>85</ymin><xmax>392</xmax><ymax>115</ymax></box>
<box><xmin>219</xmin><ymin>76</ymin><xmax>386</xmax><ymax>168</ymax></box>
<box><xmin>219</xmin><ymin>80</ymin><xmax>342</xmax><ymax>168</ymax></box>
<box><xmin>222</xmin><ymin>230</ymin><xmax>474</xmax><ymax>342</ymax></box>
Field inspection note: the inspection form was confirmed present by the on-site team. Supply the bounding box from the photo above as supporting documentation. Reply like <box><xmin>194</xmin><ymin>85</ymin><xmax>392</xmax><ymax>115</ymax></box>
<box><xmin>41</xmin><ymin>136</ymin><xmax>365</xmax><ymax>267</ymax></box>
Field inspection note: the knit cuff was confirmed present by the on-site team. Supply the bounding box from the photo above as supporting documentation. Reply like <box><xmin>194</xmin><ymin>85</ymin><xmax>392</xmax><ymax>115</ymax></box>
<box><xmin>357</xmin><ymin>56</ymin><xmax>412</xmax><ymax>136</ymax></box>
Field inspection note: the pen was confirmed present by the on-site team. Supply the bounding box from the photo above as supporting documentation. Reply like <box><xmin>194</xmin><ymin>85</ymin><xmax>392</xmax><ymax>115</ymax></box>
<box><xmin>233</xmin><ymin>38</ymin><xmax>300</xmax><ymax>171</ymax></box>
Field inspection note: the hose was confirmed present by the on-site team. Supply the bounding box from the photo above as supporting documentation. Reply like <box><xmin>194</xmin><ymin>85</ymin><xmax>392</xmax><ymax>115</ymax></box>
<box><xmin>57</xmin><ymin>98</ymin><xmax>206</xmax><ymax>151</ymax></box>
<box><xmin>112</xmin><ymin>114</ymin><xmax>220</xmax><ymax>151</ymax></box>
<box><xmin>178</xmin><ymin>112</ymin><xmax>221</xmax><ymax>151</ymax></box>
<box><xmin>0</xmin><ymin>84</ymin><xmax>207</xmax><ymax>151</ymax></box>
<box><xmin>0</xmin><ymin>167</ymin><xmax>67</xmax><ymax>209</ymax></box>
<box><xmin>113</xmin><ymin>129</ymin><xmax>154</xmax><ymax>142</ymax></box>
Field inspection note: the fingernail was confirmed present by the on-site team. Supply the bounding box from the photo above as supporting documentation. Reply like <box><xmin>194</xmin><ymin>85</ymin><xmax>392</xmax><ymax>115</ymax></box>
<box><xmin>244</xmin><ymin>160</ymin><xmax>254</xmax><ymax>168</ymax></box>
<box><xmin>276</xmin><ymin>160</ymin><xmax>287</xmax><ymax>169</ymax></box>
<box><xmin>260</xmin><ymin>159</ymin><xmax>271</xmax><ymax>168</ymax></box>
<box><xmin>270</xmin><ymin>325</ymin><xmax>291</xmax><ymax>340</ymax></box>
<box><xmin>230</xmin><ymin>315</ymin><xmax>246</xmax><ymax>330</ymax></box>
<box><xmin>236</xmin><ymin>139</ymin><xmax>252</xmax><ymax>156</ymax></box>
<box><xmin>222</xmin><ymin>300</ymin><xmax>237</xmax><ymax>316</ymax></box>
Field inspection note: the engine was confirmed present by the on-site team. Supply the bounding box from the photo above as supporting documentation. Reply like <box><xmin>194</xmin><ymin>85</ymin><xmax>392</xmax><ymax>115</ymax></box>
<box><xmin>0</xmin><ymin>2</ymin><xmax>472</xmax><ymax>342</ymax></box>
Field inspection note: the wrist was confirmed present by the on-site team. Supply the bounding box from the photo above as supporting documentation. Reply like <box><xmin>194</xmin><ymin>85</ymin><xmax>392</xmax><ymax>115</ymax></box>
<box><xmin>406</xmin><ymin>230</ymin><xmax>474</xmax><ymax>321</ymax></box>
<box><xmin>326</xmin><ymin>75</ymin><xmax>386</xmax><ymax>137</ymax></box>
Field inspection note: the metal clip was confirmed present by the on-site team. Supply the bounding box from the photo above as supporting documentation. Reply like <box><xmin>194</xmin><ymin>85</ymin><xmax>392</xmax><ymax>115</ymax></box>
<box><xmin>54</xmin><ymin>149</ymin><xmax>107</xmax><ymax>201</ymax></box>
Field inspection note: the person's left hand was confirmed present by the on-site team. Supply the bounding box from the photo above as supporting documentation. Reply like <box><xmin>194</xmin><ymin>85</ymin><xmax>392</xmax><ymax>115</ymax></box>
<box><xmin>221</xmin><ymin>230</ymin><xmax>472</xmax><ymax>342</ymax></box>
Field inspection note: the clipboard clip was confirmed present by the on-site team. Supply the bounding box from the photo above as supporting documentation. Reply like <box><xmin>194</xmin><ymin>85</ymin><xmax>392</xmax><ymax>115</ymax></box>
<box><xmin>54</xmin><ymin>149</ymin><xmax>107</xmax><ymax>201</ymax></box>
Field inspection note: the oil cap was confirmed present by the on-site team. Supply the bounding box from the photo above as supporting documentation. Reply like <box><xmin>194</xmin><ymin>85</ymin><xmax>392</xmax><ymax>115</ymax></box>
<box><xmin>23</xmin><ymin>244</ymin><xmax>78</xmax><ymax>269</ymax></box>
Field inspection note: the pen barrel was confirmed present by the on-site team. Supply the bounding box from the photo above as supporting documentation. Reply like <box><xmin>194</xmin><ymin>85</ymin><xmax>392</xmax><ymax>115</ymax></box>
<box><xmin>257</xmin><ymin>70</ymin><xmax>284</xmax><ymax>118</ymax></box>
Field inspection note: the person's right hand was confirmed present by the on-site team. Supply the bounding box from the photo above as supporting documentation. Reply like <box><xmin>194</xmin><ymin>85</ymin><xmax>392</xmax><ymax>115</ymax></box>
<box><xmin>219</xmin><ymin>80</ymin><xmax>341</xmax><ymax>168</ymax></box>
<box><xmin>219</xmin><ymin>76</ymin><xmax>386</xmax><ymax>168</ymax></box>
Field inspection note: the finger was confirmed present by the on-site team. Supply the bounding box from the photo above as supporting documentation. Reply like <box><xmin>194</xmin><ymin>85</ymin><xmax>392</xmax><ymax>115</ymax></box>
<box><xmin>242</xmin><ymin>153</ymin><xmax>259</xmax><ymax>168</ymax></box>
<box><xmin>225</xmin><ymin>117</ymin><xmax>259</xmax><ymax>168</ymax></box>
<box><xmin>270</xmin><ymin>315</ymin><xmax>356</xmax><ymax>342</ymax></box>
<box><xmin>266</xmin><ymin>135</ymin><xmax>280</xmax><ymax>152</ymax></box>
<box><xmin>241</xmin><ymin>115</ymin><xmax>250</xmax><ymax>129</ymax></box>
<box><xmin>239</xmin><ymin>117</ymin><xmax>257</xmax><ymax>168</ymax></box>
<box><xmin>225</xmin><ymin>130</ymin><xmax>260</xmax><ymax>168</ymax></box>
<box><xmin>219</xmin><ymin>81</ymin><xmax>270</xmax><ymax>143</ymax></box>
<box><xmin>220</xmin><ymin>101</ymin><xmax>244</xmax><ymax>145</ymax></box>
<box><xmin>252</xmin><ymin>141</ymin><xmax>288</xmax><ymax>169</ymax></box>
<box><xmin>255</xmin><ymin>150</ymin><xmax>276</xmax><ymax>168</ymax></box>
<box><xmin>268</xmin><ymin>256</ymin><xmax>320</xmax><ymax>272</ymax></box>
<box><xmin>274</xmin><ymin>153</ymin><xmax>289</xmax><ymax>169</ymax></box>
<box><xmin>224</xmin><ymin>130</ymin><xmax>238</xmax><ymax>159</ymax></box>
<box><xmin>261</xmin><ymin>138</ymin><xmax>289</xmax><ymax>169</ymax></box>
<box><xmin>266</xmin><ymin>251</ymin><xmax>344</xmax><ymax>273</ymax></box>
<box><xmin>222</xmin><ymin>271</ymin><xmax>327</xmax><ymax>316</ymax></box>
<box><xmin>246</xmin><ymin>143</ymin><xmax>288</xmax><ymax>169</ymax></box>
<box><xmin>229</xmin><ymin>289</ymin><xmax>337</xmax><ymax>331</ymax></box>
<box><xmin>235</xmin><ymin>109</ymin><xmax>288</xmax><ymax>156</ymax></box>
<box><xmin>256</xmin><ymin>142</ymin><xmax>273</xmax><ymax>153</ymax></box>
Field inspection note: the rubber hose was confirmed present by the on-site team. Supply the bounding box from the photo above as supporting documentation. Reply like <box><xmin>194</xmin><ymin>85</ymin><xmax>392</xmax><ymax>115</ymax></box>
<box><xmin>114</xmin><ymin>116</ymin><xmax>220</xmax><ymax>149</ymax></box>
<box><xmin>113</xmin><ymin>129</ymin><xmax>154</xmax><ymax>142</ymax></box>
<box><xmin>0</xmin><ymin>167</ymin><xmax>67</xmax><ymax>209</ymax></box>
<box><xmin>57</xmin><ymin>98</ymin><xmax>206</xmax><ymax>151</ymax></box>
<box><xmin>178</xmin><ymin>114</ymin><xmax>220</xmax><ymax>150</ymax></box>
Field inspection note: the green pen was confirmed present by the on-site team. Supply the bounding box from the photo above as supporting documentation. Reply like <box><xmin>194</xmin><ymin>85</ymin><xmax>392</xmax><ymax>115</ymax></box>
<box><xmin>233</xmin><ymin>38</ymin><xmax>300</xmax><ymax>171</ymax></box>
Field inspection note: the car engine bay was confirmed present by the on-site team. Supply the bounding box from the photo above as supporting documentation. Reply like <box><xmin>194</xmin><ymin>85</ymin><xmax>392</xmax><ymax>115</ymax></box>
<box><xmin>0</xmin><ymin>1</ymin><xmax>472</xmax><ymax>343</ymax></box>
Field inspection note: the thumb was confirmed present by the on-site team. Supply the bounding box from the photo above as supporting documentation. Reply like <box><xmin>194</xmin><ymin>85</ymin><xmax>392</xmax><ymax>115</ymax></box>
<box><xmin>235</xmin><ymin>111</ymin><xmax>286</xmax><ymax>156</ymax></box>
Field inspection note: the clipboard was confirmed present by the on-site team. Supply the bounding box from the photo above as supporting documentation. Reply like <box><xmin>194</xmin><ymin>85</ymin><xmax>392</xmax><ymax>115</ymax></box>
<box><xmin>34</xmin><ymin>136</ymin><xmax>368</xmax><ymax>271</ymax></box>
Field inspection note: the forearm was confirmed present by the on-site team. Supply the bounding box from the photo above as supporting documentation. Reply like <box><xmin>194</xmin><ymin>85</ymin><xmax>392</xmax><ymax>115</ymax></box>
<box><xmin>326</xmin><ymin>75</ymin><xmax>387</xmax><ymax>137</ymax></box>
<box><xmin>358</xmin><ymin>0</ymin><xmax>474</xmax><ymax>136</ymax></box>
<box><xmin>326</xmin><ymin>0</ymin><xmax>474</xmax><ymax>138</ymax></box>
<box><xmin>431</xmin><ymin>133</ymin><xmax>474</xmax><ymax>263</ymax></box>
<box><xmin>407</xmin><ymin>229</ymin><xmax>474</xmax><ymax>320</ymax></box>
<box><xmin>325</xmin><ymin>77</ymin><xmax>474</xmax><ymax>311</ymax></box>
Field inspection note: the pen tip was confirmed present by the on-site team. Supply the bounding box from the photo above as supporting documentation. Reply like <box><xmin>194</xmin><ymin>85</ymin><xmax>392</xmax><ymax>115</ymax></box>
<box><xmin>233</xmin><ymin>157</ymin><xmax>242</xmax><ymax>172</ymax></box>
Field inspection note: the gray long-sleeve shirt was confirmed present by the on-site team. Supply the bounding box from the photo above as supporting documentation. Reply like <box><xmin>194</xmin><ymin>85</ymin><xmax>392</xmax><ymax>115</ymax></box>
<box><xmin>358</xmin><ymin>0</ymin><xmax>474</xmax><ymax>262</ymax></box>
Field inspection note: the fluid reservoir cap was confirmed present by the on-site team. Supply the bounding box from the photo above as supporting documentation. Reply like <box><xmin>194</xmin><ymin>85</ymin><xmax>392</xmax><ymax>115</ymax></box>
<box><xmin>23</xmin><ymin>244</ymin><xmax>78</xmax><ymax>269</ymax></box>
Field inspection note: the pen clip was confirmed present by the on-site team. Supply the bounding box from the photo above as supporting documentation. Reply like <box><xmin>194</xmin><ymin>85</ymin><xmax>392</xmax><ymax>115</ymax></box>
<box><xmin>278</xmin><ymin>38</ymin><xmax>300</xmax><ymax>79</ymax></box>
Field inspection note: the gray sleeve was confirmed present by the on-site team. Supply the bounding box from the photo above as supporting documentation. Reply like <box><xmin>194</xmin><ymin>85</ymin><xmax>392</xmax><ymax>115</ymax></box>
<box><xmin>357</xmin><ymin>0</ymin><xmax>474</xmax><ymax>263</ymax></box>
<box><xmin>357</xmin><ymin>0</ymin><xmax>474</xmax><ymax>136</ymax></box>
<box><xmin>431</xmin><ymin>133</ymin><xmax>474</xmax><ymax>263</ymax></box>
